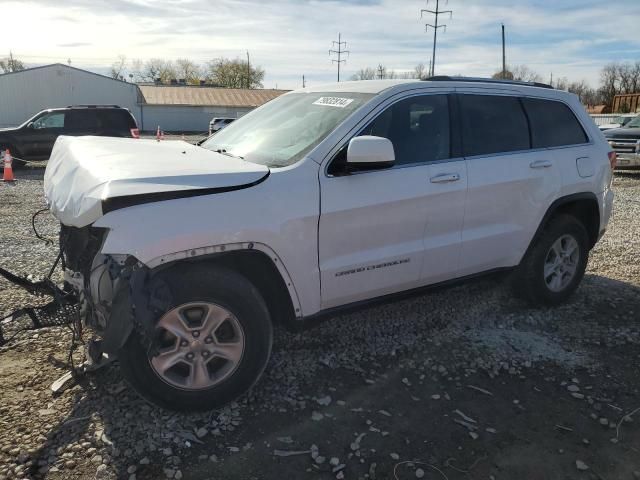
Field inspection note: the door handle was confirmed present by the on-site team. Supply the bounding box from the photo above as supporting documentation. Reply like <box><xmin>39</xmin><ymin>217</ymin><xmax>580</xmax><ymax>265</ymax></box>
<box><xmin>530</xmin><ymin>160</ymin><xmax>553</xmax><ymax>169</ymax></box>
<box><xmin>430</xmin><ymin>173</ymin><xmax>460</xmax><ymax>183</ymax></box>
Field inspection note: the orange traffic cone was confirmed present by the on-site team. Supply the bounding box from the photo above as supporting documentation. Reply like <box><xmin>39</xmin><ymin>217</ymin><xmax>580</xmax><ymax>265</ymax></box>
<box><xmin>2</xmin><ymin>149</ymin><xmax>15</xmax><ymax>182</ymax></box>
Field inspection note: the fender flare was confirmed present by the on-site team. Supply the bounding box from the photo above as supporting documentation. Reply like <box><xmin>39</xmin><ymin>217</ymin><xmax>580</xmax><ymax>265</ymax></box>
<box><xmin>522</xmin><ymin>192</ymin><xmax>599</xmax><ymax>260</ymax></box>
<box><xmin>144</xmin><ymin>241</ymin><xmax>303</xmax><ymax>317</ymax></box>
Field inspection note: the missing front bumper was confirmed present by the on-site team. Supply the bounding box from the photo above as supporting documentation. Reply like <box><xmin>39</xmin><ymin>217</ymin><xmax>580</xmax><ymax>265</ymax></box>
<box><xmin>0</xmin><ymin>266</ymin><xmax>78</xmax><ymax>346</ymax></box>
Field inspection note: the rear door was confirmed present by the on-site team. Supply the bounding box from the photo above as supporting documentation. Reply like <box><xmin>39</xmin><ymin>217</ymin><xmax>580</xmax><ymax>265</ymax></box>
<box><xmin>457</xmin><ymin>92</ymin><xmax>561</xmax><ymax>275</ymax></box>
<box><xmin>318</xmin><ymin>92</ymin><xmax>468</xmax><ymax>309</ymax></box>
<box><xmin>521</xmin><ymin>97</ymin><xmax>592</xmax><ymax>191</ymax></box>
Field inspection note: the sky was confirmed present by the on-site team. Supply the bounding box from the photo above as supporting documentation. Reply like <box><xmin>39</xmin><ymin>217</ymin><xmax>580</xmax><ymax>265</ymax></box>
<box><xmin>2</xmin><ymin>0</ymin><xmax>640</xmax><ymax>90</ymax></box>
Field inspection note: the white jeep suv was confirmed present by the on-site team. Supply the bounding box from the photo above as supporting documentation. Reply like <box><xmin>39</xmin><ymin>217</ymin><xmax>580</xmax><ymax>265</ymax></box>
<box><xmin>44</xmin><ymin>77</ymin><xmax>615</xmax><ymax>411</ymax></box>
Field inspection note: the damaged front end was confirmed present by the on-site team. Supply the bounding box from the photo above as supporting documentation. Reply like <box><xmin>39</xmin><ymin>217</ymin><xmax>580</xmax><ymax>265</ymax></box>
<box><xmin>59</xmin><ymin>224</ymin><xmax>170</xmax><ymax>357</ymax></box>
<box><xmin>1</xmin><ymin>224</ymin><xmax>168</xmax><ymax>358</ymax></box>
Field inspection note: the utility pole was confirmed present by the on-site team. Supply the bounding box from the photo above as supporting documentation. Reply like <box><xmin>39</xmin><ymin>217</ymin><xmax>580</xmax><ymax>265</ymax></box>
<box><xmin>420</xmin><ymin>0</ymin><xmax>452</xmax><ymax>77</ymax></box>
<box><xmin>501</xmin><ymin>24</ymin><xmax>506</xmax><ymax>79</ymax></box>
<box><xmin>377</xmin><ymin>64</ymin><xmax>385</xmax><ymax>80</ymax></box>
<box><xmin>246</xmin><ymin>51</ymin><xmax>251</xmax><ymax>89</ymax></box>
<box><xmin>329</xmin><ymin>33</ymin><xmax>349</xmax><ymax>82</ymax></box>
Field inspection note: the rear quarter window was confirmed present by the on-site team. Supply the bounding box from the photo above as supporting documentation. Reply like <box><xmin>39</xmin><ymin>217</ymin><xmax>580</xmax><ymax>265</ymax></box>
<box><xmin>98</xmin><ymin>110</ymin><xmax>136</xmax><ymax>131</ymax></box>
<box><xmin>460</xmin><ymin>94</ymin><xmax>530</xmax><ymax>156</ymax></box>
<box><xmin>522</xmin><ymin>98</ymin><xmax>588</xmax><ymax>148</ymax></box>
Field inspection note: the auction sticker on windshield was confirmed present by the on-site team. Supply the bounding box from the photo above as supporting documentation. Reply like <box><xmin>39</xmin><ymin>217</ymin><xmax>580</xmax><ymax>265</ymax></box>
<box><xmin>313</xmin><ymin>97</ymin><xmax>354</xmax><ymax>108</ymax></box>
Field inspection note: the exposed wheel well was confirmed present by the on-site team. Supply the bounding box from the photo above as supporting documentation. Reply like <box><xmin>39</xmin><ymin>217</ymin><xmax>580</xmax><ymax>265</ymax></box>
<box><xmin>528</xmin><ymin>194</ymin><xmax>600</xmax><ymax>257</ymax></box>
<box><xmin>553</xmin><ymin>198</ymin><xmax>600</xmax><ymax>248</ymax></box>
<box><xmin>154</xmin><ymin>250</ymin><xmax>298</xmax><ymax>329</ymax></box>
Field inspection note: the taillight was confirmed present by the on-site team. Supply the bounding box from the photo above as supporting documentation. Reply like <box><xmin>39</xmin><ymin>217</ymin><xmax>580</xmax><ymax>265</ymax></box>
<box><xmin>130</xmin><ymin>128</ymin><xmax>140</xmax><ymax>139</ymax></box>
<box><xmin>608</xmin><ymin>151</ymin><xmax>617</xmax><ymax>170</ymax></box>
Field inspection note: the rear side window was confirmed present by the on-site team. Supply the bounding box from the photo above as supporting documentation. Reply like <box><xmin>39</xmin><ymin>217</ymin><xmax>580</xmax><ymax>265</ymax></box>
<box><xmin>460</xmin><ymin>95</ymin><xmax>529</xmax><ymax>156</ymax></box>
<box><xmin>522</xmin><ymin>98</ymin><xmax>588</xmax><ymax>148</ymax></box>
<box><xmin>98</xmin><ymin>110</ymin><xmax>136</xmax><ymax>131</ymax></box>
<box><xmin>65</xmin><ymin>110</ymin><xmax>98</xmax><ymax>132</ymax></box>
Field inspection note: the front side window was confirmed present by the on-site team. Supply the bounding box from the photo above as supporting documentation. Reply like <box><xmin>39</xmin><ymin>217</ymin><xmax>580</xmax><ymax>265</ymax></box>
<box><xmin>522</xmin><ymin>98</ymin><xmax>588</xmax><ymax>148</ymax></box>
<box><xmin>359</xmin><ymin>94</ymin><xmax>451</xmax><ymax>166</ymax></box>
<box><xmin>32</xmin><ymin>112</ymin><xmax>65</xmax><ymax>129</ymax></box>
<box><xmin>460</xmin><ymin>95</ymin><xmax>529</xmax><ymax>156</ymax></box>
<box><xmin>201</xmin><ymin>92</ymin><xmax>374</xmax><ymax>168</ymax></box>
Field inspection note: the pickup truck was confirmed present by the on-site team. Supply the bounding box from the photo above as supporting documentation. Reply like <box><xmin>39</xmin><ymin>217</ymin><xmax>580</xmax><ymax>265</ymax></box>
<box><xmin>604</xmin><ymin>114</ymin><xmax>640</xmax><ymax>169</ymax></box>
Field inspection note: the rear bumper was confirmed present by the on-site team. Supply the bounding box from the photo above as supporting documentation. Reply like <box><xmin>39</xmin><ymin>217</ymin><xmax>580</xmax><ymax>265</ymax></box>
<box><xmin>597</xmin><ymin>189</ymin><xmax>614</xmax><ymax>240</ymax></box>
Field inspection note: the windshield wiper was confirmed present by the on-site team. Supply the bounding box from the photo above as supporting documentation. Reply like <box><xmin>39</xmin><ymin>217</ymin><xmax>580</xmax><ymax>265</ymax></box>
<box><xmin>213</xmin><ymin>148</ymin><xmax>244</xmax><ymax>160</ymax></box>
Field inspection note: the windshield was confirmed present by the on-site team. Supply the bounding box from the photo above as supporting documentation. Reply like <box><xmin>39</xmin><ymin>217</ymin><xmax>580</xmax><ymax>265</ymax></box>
<box><xmin>626</xmin><ymin>115</ymin><xmax>640</xmax><ymax>128</ymax></box>
<box><xmin>201</xmin><ymin>92</ymin><xmax>374</xmax><ymax>167</ymax></box>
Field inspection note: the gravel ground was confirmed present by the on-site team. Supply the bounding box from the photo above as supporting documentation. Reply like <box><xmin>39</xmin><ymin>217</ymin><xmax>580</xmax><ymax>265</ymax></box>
<box><xmin>0</xmin><ymin>169</ymin><xmax>639</xmax><ymax>480</ymax></box>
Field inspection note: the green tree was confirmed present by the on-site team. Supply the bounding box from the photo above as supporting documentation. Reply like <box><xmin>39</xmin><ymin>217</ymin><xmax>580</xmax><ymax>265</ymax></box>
<box><xmin>205</xmin><ymin>58</ymin><xmax>265</xmax><ymax>89</ymax></box>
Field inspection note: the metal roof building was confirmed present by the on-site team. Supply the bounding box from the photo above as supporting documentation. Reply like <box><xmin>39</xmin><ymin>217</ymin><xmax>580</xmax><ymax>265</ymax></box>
<box><xmin>0</xmin><ymin>63</ymin><xmax>288</xmax><ymax>132</ymax></box>
<box><xmin>0</xmin><ymin>63</ymin><xmax>142</xmax><ymax>128</ymax></box>
<box><xmin>138</xmin><ymin>85</ymin><xmax>287</xmax><ymax>132</ymax></box>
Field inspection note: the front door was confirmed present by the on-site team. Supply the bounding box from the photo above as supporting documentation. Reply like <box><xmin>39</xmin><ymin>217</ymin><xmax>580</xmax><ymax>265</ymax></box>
<box><xmin>318</xmin><ymin>93</ymin><xmax>468</xmax><ymax>309</ymax></box>
<box><xmin>25</xmin><ymin>111</ymin><xmax>66</xmax><ymax>159</ymax></box>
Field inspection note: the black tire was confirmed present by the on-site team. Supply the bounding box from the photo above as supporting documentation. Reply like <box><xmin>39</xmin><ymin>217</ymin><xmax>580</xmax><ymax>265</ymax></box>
<box><xmin>512</xmin><ymin>214</ymin><xmax>590</xmax><ymax>306</ymax></box>
<box><xmin>118</xmin><ymin>265</ymin><xmax>273</xmax><ymax>411</ymax></box>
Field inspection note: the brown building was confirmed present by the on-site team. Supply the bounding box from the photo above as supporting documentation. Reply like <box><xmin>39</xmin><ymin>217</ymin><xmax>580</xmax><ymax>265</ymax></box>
<box><xmin>612</xmin><ymin>93</ymin><xmax>640</xmax><ymax>114</ymax></box>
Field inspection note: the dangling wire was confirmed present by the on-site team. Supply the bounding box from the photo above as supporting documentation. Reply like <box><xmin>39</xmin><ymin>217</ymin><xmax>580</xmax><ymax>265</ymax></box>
<box><xmin>31</xmin><ymin>207</ymin><xmax>54</xmax><ymax>246</ymax></box>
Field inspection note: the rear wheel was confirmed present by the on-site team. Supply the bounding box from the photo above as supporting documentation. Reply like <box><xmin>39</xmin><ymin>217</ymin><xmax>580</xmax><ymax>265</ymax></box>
<box><xmin>118</xmin><ymin>266</ymin><xmax>273</xmax><ymax>411</ymax></box>
<box><xmin>513</xmin><ymin>214</ymin><xmax>589</xmax><ymax>305</ymax></box>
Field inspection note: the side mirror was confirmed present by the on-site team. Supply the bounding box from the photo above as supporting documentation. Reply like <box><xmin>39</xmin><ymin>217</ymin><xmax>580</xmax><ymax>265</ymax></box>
<box><xmin>346</xmin><ymin>135</ymin><xmax>395</xmax><ymax>170</ymax></box>
<box><xmin>27</xmin><ymin>122</ymin><xmax>34</xmax><ymax>129</ymax></box>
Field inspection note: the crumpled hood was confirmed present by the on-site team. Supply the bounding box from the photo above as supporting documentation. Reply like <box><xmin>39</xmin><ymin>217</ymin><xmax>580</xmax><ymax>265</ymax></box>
<box><xmin>44</xmin><ymin>136</ymin><xmax>269</xmax><ymax>228</ymax></box>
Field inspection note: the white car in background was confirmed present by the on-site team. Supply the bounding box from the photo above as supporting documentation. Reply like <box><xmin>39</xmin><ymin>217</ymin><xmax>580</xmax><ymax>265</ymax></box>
<box><xmin>598</xmin><ymin>114</ymin><xmax>638</xmax><ymax>131</ymax></box>
<box><xmin>208</xmin><ymin>117</ymin><xmax>236</xmax><ymax>135</ymax></box>
<box><xmin>44</xmin><ymin>77</ymin><xmax>615</xmax><ymax>411</ymax></box>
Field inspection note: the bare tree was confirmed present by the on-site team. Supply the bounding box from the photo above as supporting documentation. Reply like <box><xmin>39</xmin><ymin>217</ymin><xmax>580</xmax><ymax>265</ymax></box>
<box><xmin>141</xmin><ymin>58</ymin><xmax>177</xmax><ymax>84</ymax></box>
<box><xmin>129</xmin><ymin>59</ymin><xmax>145</xmax><ymax>82</ymax></box>
<box><xmin>567</xmin><ymin>80</ymin><xmax>590</xmax><ymax>102</ymax></box>
<box><xmin>175</xmin><ymin>58</ymin><xmax>202</xmax><ymax>84</ymax></box>
<box><xmin>414</xmin><ymin>63</ymin><xmax>428</xmax><ymax>80</ymax></box>
<box><xmin>553</xmin><ymin>76</ymin><xmax>569</xmax><ymax>91</ymax></box>
<box><xmin>350</xmin><ymin>67</ymin><xmax>376</xmax><ymax>80</ymax></box>
<box><xmin>0</xmin><ymin>52</ymin><xmax>25</xmax><ymax>73</ymax></box>
<box><xmin>109</xmin><ymin>55</ymin><xmax>127</xmax><ymax>80</ymax></box>
<box><xmin>598</xmin><ymin>63</ymin><xmax>619</xmax><ymax>107</ymax></box>
<box><xmin>492</xmin><ymin>64</ymin><xmax>542</xmax><ymax>83</ymax></box>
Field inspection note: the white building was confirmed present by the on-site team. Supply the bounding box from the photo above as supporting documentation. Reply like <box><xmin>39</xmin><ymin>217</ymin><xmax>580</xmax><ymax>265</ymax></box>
<box><xmin>0</xmin><ymin>64</ymin><xmax>287</xmax><ymax>131</ymax></box>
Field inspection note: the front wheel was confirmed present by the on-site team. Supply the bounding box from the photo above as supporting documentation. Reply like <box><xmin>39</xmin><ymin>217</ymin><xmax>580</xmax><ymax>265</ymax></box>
<box><xmin>118</xmin><ymin>266</ymin><xmax>273</xmax><ymax>411</ymax></box>
<box><xmin>512</xmin><ymin>214</ymin><xmax>590</xmax><ymax>306</ymax></box>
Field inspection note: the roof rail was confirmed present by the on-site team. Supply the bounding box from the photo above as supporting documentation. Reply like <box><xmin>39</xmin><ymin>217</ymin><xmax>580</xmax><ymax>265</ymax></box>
<box><xmin>65</xmin><ymin>104</ymin><xmax>122</xmax><ymax>109</ymax></box>
<box><xmin>424</xmin><ymin>76</ymin><xmax>554</xmax><ymax>89</ymax></box>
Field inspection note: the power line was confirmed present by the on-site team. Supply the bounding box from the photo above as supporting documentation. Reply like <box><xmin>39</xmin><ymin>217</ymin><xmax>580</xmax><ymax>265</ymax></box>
<box><xmin>329</xmin><ymin>33</ymin><xmax>349</xmax><ymax>82</ymax></box>
<box><xmin>420</xmin><ymin>0</ymin><xmax>452</xmax><ymax>77</ymax></box>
